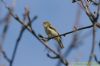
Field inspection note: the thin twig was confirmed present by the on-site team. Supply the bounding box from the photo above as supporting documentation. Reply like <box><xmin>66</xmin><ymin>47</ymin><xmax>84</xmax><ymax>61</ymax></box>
<box><xmin>88</xmin><ymin>24</ymin><xmax>96</xmax><ymax>66</ymax></box>
<box><xmin>9</xmin><ymin>12</ymin><xmax>37</xmax><ymax>66</ymax></box>
<box><xmin>1</xmin><ymin>50</ymin><xmax>11</xmax><ymax>63</ymax></box>
<box><xmin>80</xmin><ymin>0</ymin><xmax>95</xmax><ymax>23</ymax></box>
<box><xmin>94</xmin><ymin>54</ymin><xmax>100</xmax><ymax>64</ymax></box>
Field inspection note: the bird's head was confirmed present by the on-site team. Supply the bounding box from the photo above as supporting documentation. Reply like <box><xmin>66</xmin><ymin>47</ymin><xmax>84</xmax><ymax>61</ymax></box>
<box><xmin>43</xmin><ymin>21</ymin><xmax>51</xmax><ymax>27</ymax></box>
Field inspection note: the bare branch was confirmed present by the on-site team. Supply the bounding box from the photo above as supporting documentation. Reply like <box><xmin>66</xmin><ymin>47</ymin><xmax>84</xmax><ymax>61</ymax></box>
<box><xmin>94</xmin><ymin>54</ymin><xmax>100</xmax><ymax>64</ymax></box>
<box><xmin>88</xmin><ymin>24</ymin><xmax>96</xmax><ymax>66</ymax></box>
<box><xmin>1</xmin><ymin>50</ymin><xmax>11</xmax><ymax>63</ymax></box>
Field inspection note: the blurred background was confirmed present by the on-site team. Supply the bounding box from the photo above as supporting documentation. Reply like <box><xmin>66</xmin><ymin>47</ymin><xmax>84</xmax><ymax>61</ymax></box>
<box><xmin>0</xmin><ymin>0</ymin><xmax>100</xmax><ymax>66</ymax></box>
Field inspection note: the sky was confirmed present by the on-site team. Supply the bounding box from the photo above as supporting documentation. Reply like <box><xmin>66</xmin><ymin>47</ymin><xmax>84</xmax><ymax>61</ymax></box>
<box><xmin>0</xmin><ymin>0</ymin><xmax>100</xmax><ymax>66</ymax></box>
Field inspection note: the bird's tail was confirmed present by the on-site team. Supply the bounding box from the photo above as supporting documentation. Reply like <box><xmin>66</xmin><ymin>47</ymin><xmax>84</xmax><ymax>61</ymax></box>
<box><xmin>57</xmin><ymin>39</ymin><xmax>64</xmax><ymax>49</ymax></box>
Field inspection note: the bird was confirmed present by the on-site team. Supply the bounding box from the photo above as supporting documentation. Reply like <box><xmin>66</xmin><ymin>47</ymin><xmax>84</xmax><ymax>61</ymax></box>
<box><xmin>43</xmin><ymin>21</ymin><xmax>64</xmax><ymax>49</ymax></box>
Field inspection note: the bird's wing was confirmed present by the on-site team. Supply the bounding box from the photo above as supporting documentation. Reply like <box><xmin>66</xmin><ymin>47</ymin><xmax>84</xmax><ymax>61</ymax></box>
<box><xmin>49</xmin><ymin>25</ymin><xmax>61</xmax><ymax>39</ymax></box>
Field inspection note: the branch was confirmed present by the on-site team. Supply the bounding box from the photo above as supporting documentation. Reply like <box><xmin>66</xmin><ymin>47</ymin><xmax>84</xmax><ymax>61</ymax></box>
<box><xmin>80</xmin><ymin>0</ymin><xmax>96</xmax><ymax>23</ymax></box>
<box><xmin>48</xmin><ymin>25</ymin><xmax>93</xmax><ymax>40</ymax></box>
<box><xmin>94</xmin><ymin>54</ymin><xmax>100</xmax><ymax>64</ymax></box>
<box><xmin>9</xmin><ymin>10</ymin><xmax>37</xmax><ymax>66</ymax></box>
<box><xmin>1</xmin><ymin>50</ymin><xmax>11</xmax><ymax>63</ymax></box>
<box><xmin>88</xmin><ymin>24</ymin><xmax>96</xmax><ymax>66</ymax></box>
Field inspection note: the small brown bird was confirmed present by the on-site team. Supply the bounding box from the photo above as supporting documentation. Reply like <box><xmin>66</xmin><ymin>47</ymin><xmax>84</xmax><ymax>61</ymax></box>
<box><xmin>43</xmin><ymin>21</ymin><xmax>64</xmax><ymax>49</ymax></box>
